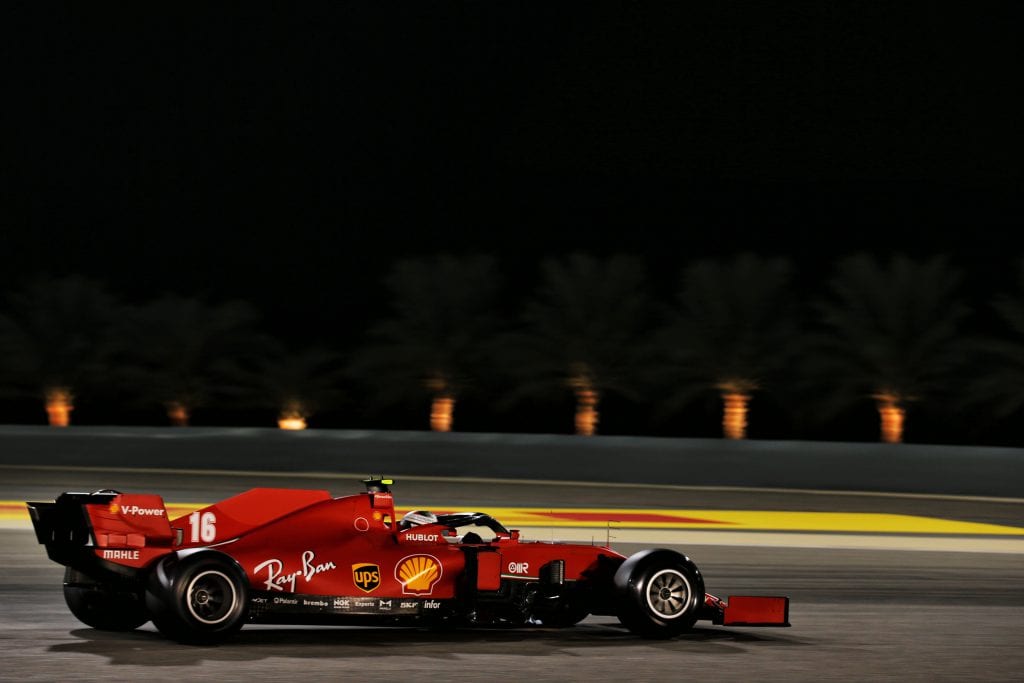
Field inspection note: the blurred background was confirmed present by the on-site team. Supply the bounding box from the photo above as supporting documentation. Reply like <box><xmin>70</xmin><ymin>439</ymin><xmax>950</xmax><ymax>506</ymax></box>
<box><xmin>2</xmin><ymin>2</ymin><xmax>1020</xmax><ymax>445</ymax></box>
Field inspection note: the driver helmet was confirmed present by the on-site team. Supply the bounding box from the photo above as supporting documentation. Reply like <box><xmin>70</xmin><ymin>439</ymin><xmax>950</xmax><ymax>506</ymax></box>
<box><xmin>400</xmin><ymin>510</ymin><xmax>438</xmax><ymax>529</ymax></box>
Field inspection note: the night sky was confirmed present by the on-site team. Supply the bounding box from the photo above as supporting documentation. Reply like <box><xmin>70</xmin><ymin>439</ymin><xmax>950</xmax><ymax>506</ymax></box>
<box><xmin>3</xmin><ymin>1</ymin><xmax>1021</xmax><ymax>413</ymax></box>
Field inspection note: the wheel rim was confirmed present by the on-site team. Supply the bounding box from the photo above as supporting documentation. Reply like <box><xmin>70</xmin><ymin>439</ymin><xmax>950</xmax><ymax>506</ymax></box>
<box><xmin>185</xmin><ymin>570</ymin><xmax>236</xmax><ymax>625</ymax></box>
<box><xmin>644</xmin><ymin>568</ymin><xmax>692</xmax><ymax>620</ymax></box>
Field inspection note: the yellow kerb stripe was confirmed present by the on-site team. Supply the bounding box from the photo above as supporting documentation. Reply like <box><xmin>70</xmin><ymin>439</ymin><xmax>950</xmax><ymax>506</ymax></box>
<box><xmin>470</xmin><ymin>508</ymin><xmax>1024</xmax><ymax>535</ymax></box>
<box><xmin>5</xmin><ymin>502</ymin><xmax>1022</xmax><ymax>536</ymax></box>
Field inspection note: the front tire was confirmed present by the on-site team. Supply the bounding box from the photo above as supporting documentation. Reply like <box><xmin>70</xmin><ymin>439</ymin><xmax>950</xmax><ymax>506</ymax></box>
<box><xmin>534</xmin><ymin>603</ymin><xmax>590</xmax><ymax>628</ymax></box>
<box><xmin>145</xmin><ymin>551</ymin><xmax>248</xmax><ymax>644</ymax></box>
<box><xmin>63</xmin><ymin>567</ymin><xmax>149</xmax><ymax>631</ymax></box>
<box><xmin>532</xmin><ymin>586</ymin><xmax>591</xmax><ymax>627</ymax></box>
<box><xmin>614</xmin><ymin>549</ymin><xmax>704</xmax><ymax>639</ymax></box>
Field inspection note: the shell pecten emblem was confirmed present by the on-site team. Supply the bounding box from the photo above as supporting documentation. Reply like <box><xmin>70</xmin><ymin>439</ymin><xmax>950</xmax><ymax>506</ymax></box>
<box><xmin>395</xmin><ymin>554</ymin><xmax>442</xmax><ymax>595</ymax></box>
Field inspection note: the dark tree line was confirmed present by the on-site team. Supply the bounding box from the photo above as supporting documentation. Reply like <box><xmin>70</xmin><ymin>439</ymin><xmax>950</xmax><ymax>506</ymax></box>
<box><xmin>1</xmin><ymin>253</ymin><xmax>1022</xmax><ymax>445</ymax></box>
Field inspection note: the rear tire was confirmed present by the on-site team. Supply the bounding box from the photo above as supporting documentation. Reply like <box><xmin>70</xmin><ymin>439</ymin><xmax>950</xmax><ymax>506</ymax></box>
<box><xmin>145</xmin><ymin>551</ymin><xmax>248</xmax><ymax>644</ymax></box>
<box><xmin>614</xmin><ymin>549</ymin><xmax>704</xmax><ymax>639</ymax></box>
<box><xmin>63</xmin><ymin>567</ymin><xmax>149</xmax><ymax>631</ymax></box>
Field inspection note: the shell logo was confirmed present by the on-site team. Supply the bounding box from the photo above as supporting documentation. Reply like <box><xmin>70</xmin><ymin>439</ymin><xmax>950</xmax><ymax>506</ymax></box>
<box><xmin>395</xmin><ymin>554</ymin><xmax>442</xmax><ymax>595</ymax></box>
<box><xmin>108</xmin><ymin>502</ymin><xmax>119</xmax><ymax>514</ymax></box>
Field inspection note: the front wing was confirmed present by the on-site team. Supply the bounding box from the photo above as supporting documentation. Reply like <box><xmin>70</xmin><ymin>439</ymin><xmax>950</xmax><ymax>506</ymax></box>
<box><xmin>704</xmin><ymin>594</ymin><xmax>791</xmax><ymax>627</ymax></box>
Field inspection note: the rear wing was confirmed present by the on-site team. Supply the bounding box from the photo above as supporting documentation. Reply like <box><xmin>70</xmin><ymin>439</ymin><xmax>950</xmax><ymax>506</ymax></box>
<box><xmin>27</xmin><ymin>490</ymin><xmax>174</xmax><ymax>574</ymax></box>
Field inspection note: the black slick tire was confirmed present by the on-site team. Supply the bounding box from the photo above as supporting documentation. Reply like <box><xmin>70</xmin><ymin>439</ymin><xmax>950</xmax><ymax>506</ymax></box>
<box><xmin>63</xmin><ymin>567</ymin><xmax>149</xmax><ymax>631</ymax></box>
<box><xmin>145</xmin><ymin>550</ymin><xmax>249</xmax><ymax>644</ymax></box>
<box><xmin>613</xmin><ymin>549</ymin><xmax>704</xmax><ymax>639</ymax></box>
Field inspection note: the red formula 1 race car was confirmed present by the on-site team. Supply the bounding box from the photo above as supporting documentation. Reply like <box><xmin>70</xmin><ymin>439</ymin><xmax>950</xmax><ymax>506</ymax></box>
<box><xmin>27</xmin><ymin>478</ymin><xmax>789</xmax><ymax>643</ymax></box>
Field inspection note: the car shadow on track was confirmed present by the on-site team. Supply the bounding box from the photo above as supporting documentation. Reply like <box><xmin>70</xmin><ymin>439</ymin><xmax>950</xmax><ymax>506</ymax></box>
<box><xmin>49</xmin><ymin>622</ymin><xmax>808</xmax><ymax>666</ymax></box>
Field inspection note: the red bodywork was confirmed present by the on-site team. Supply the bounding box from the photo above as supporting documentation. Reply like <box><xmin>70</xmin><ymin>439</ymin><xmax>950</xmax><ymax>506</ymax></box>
<box><xmin>30</xmin><ymin>482</ymin><xmax>790</xmax><ymax>631</ymax></box>
<box><xmin>84</xmin><ymin>487</ymin><xmax>622</xmax><ymax>601</ymax></box>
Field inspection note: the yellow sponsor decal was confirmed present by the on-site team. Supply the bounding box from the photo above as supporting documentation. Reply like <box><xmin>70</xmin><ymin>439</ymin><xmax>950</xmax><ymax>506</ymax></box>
<box><xmin>395</xmin><ymin>554</ymin><xmax>442</xmax><ymax>595</ymax></box>
<box><xmin>352</xmin><ymin>563</ymin><xmax>381</xmax><ymax>593</ymax></box>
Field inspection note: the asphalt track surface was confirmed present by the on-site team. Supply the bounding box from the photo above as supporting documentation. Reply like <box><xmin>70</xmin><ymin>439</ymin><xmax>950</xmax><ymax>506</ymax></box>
<box><xmin>3</xmin><ymin>467</ymin><xmax>1024</xmax><ymax>681</ymax></box>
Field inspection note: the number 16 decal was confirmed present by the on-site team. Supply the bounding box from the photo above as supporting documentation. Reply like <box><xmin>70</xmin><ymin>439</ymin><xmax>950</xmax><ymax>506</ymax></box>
<box><xmin>188</xmin><ymin>511</ymin><xmax>217</xmax><ymax>543</ymax></box>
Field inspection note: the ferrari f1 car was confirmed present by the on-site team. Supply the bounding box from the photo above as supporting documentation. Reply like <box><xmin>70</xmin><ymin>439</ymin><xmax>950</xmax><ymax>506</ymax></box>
<box><xmin>27</xmin><ymin>478</ymin><xmax>789</xmax><ymax>643</ymax></box>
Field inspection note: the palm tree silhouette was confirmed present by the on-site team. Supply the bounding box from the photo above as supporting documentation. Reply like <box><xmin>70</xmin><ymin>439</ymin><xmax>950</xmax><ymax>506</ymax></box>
<box><xmin>253</xmin><ymin>343</ymin><xmax>346</xmax><ymax>429</ymax></box>
<box><xmin>655</xmin><ymin>254</ymin><xmax>797</xmax><ymax>439</ymax></box>
<box><xmin>0</xmin><ymin>275</ymin><xmax>121</xmax><ymax>426</ymax></box>
<box><xmin>504</xmin><ymin>253</ymin><xmax>651</xmax><ymax>435</ymax></box>
<box><xmin>807</xmin><ymin>254</ymin><xmax>968</xmax><ymax>443</ymax></box>
<box><xmin>350</xmin><ymin>254</ymin><xmax>502</xmax><ymax>431</ymax></box>
<box><xmin>119</xmin><ymin>295</ymin><xmax>267</xmax><ymax>426</ymax></box>
<box><xmin>966</xmin><ymin>258</ymin><xmax>1024</xmax><ymax>424</ymax></box>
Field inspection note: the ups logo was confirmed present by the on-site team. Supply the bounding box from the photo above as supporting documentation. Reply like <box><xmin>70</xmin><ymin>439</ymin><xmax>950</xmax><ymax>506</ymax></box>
<box><xmin>352</xmin><ymin>563</ymin><xmax>381</xmax><ymax>593</ymax></box>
